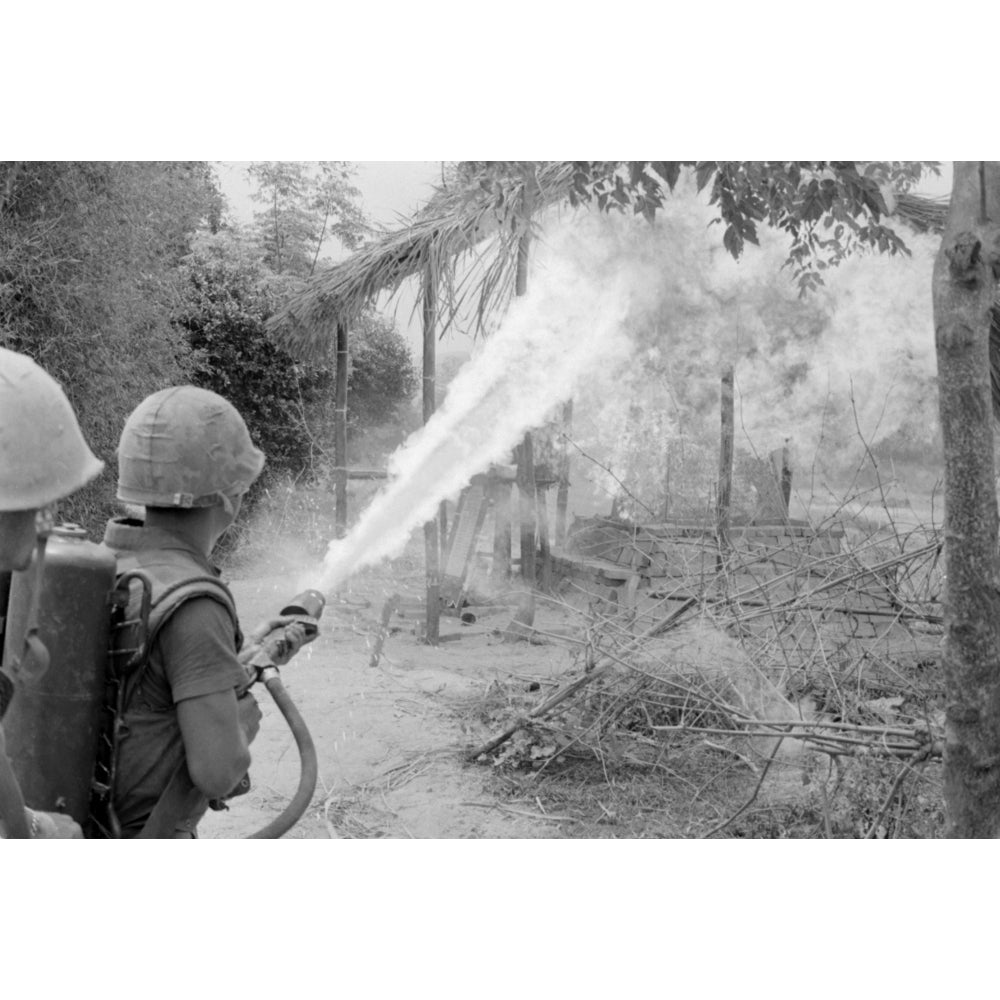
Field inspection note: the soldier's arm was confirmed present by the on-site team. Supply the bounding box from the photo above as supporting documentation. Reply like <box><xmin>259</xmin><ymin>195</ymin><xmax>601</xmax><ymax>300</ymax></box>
<box><xmin>176</xmin><ymin>689</ymin><xmax>257</xmax><ymax>799</ymax></box>
<box><xmin>159</xmin><ymin>598</ymin><xmax>261</xmax><ymax>800</ymax></box>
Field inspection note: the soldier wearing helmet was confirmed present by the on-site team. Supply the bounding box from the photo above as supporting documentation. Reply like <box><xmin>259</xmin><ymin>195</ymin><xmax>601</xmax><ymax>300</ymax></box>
<box><xmin>102</xmin><ymin>385</ymin><xmax>307</xmax><ymax>838</ymax></box>
<box><xmin>1</xmin><ymin>346</ymin><xmax>103</xmax><ymax>839</ymax></box>
<box><xmin>0</xmin><ymin>347</ymin><xmax>104</xmax><ymax>570</ymax></box>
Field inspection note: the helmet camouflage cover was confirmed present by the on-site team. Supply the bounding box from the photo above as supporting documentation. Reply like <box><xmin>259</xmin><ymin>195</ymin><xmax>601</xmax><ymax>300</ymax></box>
<box><xmin>117</xmin><ymin>385</ymin><xmax>265</xmax><ymax>508</ymax></box>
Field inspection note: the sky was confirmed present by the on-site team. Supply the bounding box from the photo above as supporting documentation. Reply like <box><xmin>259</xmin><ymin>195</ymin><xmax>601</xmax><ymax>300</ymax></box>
<box><xmin>214</xmin><ymin>160</ymin><xmax>443</xmax><ymax>231</ymax></box>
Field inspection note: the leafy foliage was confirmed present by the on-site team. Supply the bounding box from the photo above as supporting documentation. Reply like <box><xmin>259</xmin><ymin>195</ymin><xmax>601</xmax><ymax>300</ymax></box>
<box><xmin>566</xmin><ymin>161</ymin><xmax>939</xmax><ymax>293</ymax></box>
<box><xmin>344</xmin><ymin>312</ymin><xmax>419</xmax><ymax>430</ymax></box>
<box><xmin>175</xmin><ymin>232</ymin><xmax>336</xmax><ymax>475</ymax></box>
<box><xmin>248</xmin><ymin>161</ymin><xmax>367</xmax><ymax>278</ymax></box>
<box><xmin>175</xmin><ymin>232</ymin><xmax>417</xmax><ymax>482</ymax></box>
<box><xmin>0</xmin><ymin>161</ymin><xmax>221</xmax><ymax>531</ymax></box>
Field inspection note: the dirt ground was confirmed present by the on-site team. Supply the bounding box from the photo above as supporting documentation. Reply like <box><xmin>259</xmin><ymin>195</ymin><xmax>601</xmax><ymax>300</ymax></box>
<box><xmin>199</xmin><ymin>522</ymin><xmax>946</xmax><ymax>840</ymax></box>
<box><xmin>200</xmin><ymin>561</ymin><xmax>578</xmax><ymax>840</ymax></box>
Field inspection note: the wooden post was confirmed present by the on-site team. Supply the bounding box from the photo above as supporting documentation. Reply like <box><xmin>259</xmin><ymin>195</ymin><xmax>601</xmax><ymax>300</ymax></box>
<box><xmin>716</xmin><ymin>366</ymin><xmax>734</xmax><ymax>569</ymax></box>
<box><xmin>439</xmin><ymin>504</ymin><xmax>449</xmax><ymax>568</ymax></box>
<box><xmin>555</xmin><ymin>399</ymin><xmax>573</xmax><ymax>548</ymax></box>
<box><xmin>504</xmin><ymin>172</ymin><xmax>537</xmax><ymax>639</ymax></box>
<box><xmin>767</xmin><ymin>441</ymin><xmax>792</xmax><ymax>520</ymax></box>
<box><xmin>662</xmin><ymin>439</ymin><xmax>672</xmax><ymax>520</ymax></box>
<box><xmin>491</xmin><ymin>477</ymin><xmax>512</xmax><ymax>587</ymax></box>
<box><xmin>368</xmin><ymin>593</ymin><xmax>399</xmax><ymax>669</ymax></box>
<box><xmin>517</xmin><ymin>436</ymin><xmax>536</xmax><ymax>586</ymax></box>
<box><xmin>537</xmin><ymin>483</ymin><xmax>552</xmax><ymax>591</ymax></box>
<box><xmin>334</xmin><ymin>318</ymin><xmax>349</xmax><ymax>540</ymax></box>
<box><xmin>779</xmin><ymin>441</ymin><xmax>792</xmax><ymax>514</ymax></box>
<box><xmin>422</xmin><ymin>262</ymin><xmax>440</xmax><ymax>644</ymax></box>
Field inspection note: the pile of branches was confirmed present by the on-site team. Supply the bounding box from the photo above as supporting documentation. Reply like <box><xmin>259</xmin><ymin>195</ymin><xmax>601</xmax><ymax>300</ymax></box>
<box><xmin>468</xmin><ymin>522</ymin><xmax>946</xmax><ymax>835</ymax></box>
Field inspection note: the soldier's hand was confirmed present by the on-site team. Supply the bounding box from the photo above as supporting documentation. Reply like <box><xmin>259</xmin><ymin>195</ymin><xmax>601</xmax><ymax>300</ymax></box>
<box><xmin>245</xmin><ymin>615</ymin><xmax>301</xmax><ymax>647</ymax></box>
<box><xmin>239</xmin><ymin>616</ymin><xmax>316</xmax><ymax>668</ymax></box>
<box><xmin>270</xmin><ymin>621</ymin><xmax>309</xmax><ymax>666</ymax></box>
<box><xmin>28</xmin><ymin>809</ymin><xmax>84</xmax><ymax>839</ymax></box>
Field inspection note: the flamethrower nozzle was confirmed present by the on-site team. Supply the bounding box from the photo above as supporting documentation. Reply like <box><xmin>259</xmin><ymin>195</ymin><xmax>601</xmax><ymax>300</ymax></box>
<box><xmin>279</xmin><ymin>589</ymin><xmax>326</xmax><ymax>620</ymax></box>
<box><xmin>245</xmin><ymin>589</ymin><xmax>326</xmax><ymax>679</ymax></box>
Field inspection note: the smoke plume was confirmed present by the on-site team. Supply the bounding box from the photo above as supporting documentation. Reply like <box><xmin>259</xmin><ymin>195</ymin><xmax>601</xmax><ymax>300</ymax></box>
<box><xmin>308</xmin><ymin>212</ymin><xmax>665</xmax><ymax>594</ymax></box>
<box><xmin>303</xmin><ymin>187</ymin><xmax>940</xmax><ymax>593</ymax></box>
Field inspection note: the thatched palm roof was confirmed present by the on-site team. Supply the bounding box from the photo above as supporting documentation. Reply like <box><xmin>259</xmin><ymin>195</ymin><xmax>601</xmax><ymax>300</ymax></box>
<box><xmin>895</xmin><ymin>192</ymin><xmax>949</xmax><ymax>233</ymax></box>
<box><xmin>270</xmin><ymin>162</ymin><xmax>577</xmax><ymax>358</ymax></box>
<box><xmin>269</xmin><ymin>163</ymin><xmax>951</xmax><ymax>360</ymax></box>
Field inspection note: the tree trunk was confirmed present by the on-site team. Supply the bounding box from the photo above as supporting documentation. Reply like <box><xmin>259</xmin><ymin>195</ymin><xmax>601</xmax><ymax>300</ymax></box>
<box><xmin>334</xmin><ymin>319</ymin><xmax>348</xmax><ymax>540</ymax></box>
<box><xmin>422</xmin><ymin>263</ymin><xmax>440</xmax><ymax>645</ymax></box>
<box><xmin>934</xmin><ymin>161</ymin><xmax>1000</xmax><ymax>836</ymax></box>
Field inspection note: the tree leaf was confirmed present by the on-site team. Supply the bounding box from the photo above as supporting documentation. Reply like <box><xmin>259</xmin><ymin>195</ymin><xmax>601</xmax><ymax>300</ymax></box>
<box><xmin>695</xmin><ymin>162</ymin><xmax>717</xmax><ymax>193</ymax></box>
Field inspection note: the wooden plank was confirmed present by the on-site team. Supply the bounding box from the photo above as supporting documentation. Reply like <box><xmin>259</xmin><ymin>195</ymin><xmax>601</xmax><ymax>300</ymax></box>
<box><xmin>441</xmin><ymin>485</ymin><xmax>488</xmax><ymax>605</ymax></box>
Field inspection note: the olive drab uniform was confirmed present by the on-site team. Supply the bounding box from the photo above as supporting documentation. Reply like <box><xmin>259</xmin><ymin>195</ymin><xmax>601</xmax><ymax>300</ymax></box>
<box><xmin>96</xmin><ymin>385</ymin><xmax>266</xmax><ymax>836</ymax></box>
<box><xmin>94</xmin><ymin>517</ymin><xmax>250</xmax><ymax>838</ymax></box>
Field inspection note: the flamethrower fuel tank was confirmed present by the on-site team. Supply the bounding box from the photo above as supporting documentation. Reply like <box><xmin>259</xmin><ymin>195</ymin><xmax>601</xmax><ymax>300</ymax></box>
<box><xmin>1</xmin><ymin>525</ymin><xmax>116</xmax><ymax>825</ymax></box>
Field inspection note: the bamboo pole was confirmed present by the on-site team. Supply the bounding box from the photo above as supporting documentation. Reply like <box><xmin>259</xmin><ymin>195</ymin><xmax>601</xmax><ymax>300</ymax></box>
<box><xmin>422</xmin><ymin>262</ymin><xmax>440</xmax><ymax>644</ymax></box>
<box><xmin>334</xmin><ymin>319</ymin><xmax>349</xmax><ymax>540</ymax></box>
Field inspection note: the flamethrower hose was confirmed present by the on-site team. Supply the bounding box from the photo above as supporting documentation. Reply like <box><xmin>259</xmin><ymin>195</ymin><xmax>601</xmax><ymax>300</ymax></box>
<box><xmin>246</xmin><ymin>672</ymin><xmax>318</xmax><ymax>839</ymax></box>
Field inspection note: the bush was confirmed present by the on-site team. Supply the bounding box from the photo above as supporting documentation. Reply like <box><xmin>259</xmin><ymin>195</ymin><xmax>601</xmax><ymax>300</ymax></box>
<box><xmin>0</xmin><ymin>162</ymin><xmax>220</xmax><ymax>535</ymax></box>
<box><xmin>176</xmin><ymin>234</ymin><xmax>336</xmax><ymax>475</ymax></box>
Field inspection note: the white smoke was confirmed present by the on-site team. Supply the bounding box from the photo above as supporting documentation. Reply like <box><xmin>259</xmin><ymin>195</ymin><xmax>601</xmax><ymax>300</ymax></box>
<box><xmin>303</xmin><ymin>189</ymin><xmax>941</xmax><ymax>594</ymax></box>
<box><xmin>570</xmin><ymin>184</ymin><xmax>940</xmax><ymax>513</ymax></box>
<box><xmin>308</xmin><ymin>212</ymin><xmax>666</xmax><ymax>594</ymax></box>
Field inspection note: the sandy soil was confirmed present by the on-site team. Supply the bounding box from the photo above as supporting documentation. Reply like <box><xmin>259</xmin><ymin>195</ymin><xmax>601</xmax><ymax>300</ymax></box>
<box><xmin>200</xmin><ymin>566</ymin><xmax>576</xmax><ymax>840</ymax></box>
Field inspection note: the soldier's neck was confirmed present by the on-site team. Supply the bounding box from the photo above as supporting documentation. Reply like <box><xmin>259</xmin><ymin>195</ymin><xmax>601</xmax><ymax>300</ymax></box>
<box><xmin>143</xmin><ymin>507</ymin><xmax>220</xmax><ymax>558</ymax></box>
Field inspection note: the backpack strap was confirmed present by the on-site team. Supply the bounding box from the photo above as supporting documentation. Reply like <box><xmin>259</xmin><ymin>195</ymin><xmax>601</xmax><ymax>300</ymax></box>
<box><xmin>120</xmin><ymin>574</ymin><xmax>240</xmax><ymax>712</ymax></box>
<box><xmin>89</xmin><ymin>571</ymin><xmax>242</xmax><ymax>838</ymax></box>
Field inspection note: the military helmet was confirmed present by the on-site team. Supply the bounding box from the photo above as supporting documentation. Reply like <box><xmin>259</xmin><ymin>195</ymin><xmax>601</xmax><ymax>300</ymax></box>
<box><xmin>0</xmin><ymin>347</ymin><xmax>105</xmax><ymax>511</ymax></box>
<box><xmin>116</xmin><ymin>385</ymin><xmax>264</xmax><ymax>508</ymax></box>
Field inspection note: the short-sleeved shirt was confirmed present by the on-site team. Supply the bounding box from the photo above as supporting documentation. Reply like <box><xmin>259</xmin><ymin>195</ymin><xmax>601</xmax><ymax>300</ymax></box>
<box><xmin>104</xmin><ymin>523</ymin><xmax>249</xmax><ymax>837</ymax></box>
